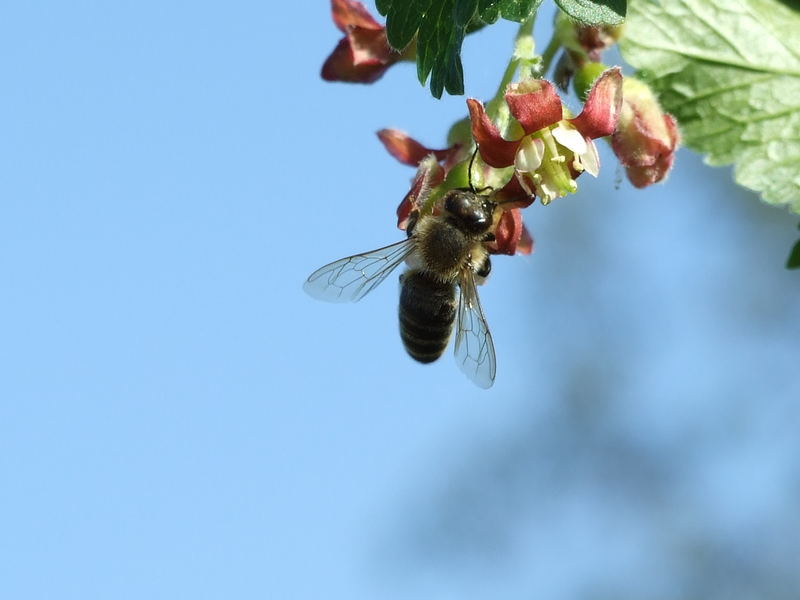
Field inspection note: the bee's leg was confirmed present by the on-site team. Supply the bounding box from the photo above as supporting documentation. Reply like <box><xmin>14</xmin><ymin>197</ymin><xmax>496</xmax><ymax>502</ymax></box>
<box><xmin>476</xmin><ymin>255</ymin><xmax>492</xmax><ymax>278</ymax></box>
<box><xmin>405</xmin><ymin>211</ymin><xmax>420</xmax><ymax>238</ymax></box>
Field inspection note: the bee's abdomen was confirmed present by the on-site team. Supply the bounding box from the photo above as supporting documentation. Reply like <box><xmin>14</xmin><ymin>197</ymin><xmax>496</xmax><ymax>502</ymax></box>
<box><xmin>399</xmin><ymin>271</ymin><xmax>456</xmax><ymax>364</ymax></box>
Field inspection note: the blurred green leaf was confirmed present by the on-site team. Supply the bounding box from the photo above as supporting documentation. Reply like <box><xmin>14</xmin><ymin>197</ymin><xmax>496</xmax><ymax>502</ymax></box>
<box><xmin>788</xmin><ymin>223</ymin><xmax>800</xmax><ymax>269</ymax></box>
<box><xmin>497</xmin><ymin>0</ymin><xmax>544</xmax><ymax>21</ymax></box>
<box><xmin>787</xmin><ymin>239</ymin><xmax>800</xmax><ymax>269</ymax></box>
<box><xmin>554</xmin><ymin>0</ymin><xmax>626</xmax><ymax>25</ymax></box>
<box><xmin>620</xmin><ymin>0</ymin><xmax>800</xmax><ymax>213</ymax></box>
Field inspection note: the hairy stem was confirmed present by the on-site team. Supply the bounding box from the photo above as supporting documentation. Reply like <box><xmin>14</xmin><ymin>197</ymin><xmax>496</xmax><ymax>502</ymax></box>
<box><xmin>485</xmin><ymin>17</ymin><xmax>539</xmax><ymax>129</ymax></box>
<box><xmin>538</xmin><ymin>33</ymin><xmax>561</xmax><ymax>77</ymax></box>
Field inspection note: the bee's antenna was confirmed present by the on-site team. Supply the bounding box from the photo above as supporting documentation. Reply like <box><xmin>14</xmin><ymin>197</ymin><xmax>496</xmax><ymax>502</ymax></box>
<box><xmin>469</xmin><ymin>145</ymin><xmax>494</xmax><ymax>195</ymax></box>
<box><xmin>468</xmin><ymin>145</ymin><xmax>479</xmax><ymax>193</ymax></box>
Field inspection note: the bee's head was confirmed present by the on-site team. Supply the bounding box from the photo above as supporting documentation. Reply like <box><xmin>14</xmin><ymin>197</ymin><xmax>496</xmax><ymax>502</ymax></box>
<box><xmin>443</xmin><ymin>189</ymin><xmax>495</xmax><ymax>235</ymax></box>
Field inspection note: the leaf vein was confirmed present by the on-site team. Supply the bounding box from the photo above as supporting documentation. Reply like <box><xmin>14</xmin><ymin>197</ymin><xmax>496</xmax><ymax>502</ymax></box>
<box><xmin>685</xmin><ymin>0</ymin><xmax>749</xmax><ymax>64</ymax></box>
<box><xmin>741</xmin><ymin>0</ymin><xmax>800</xmax><ymax>65</ymax></box>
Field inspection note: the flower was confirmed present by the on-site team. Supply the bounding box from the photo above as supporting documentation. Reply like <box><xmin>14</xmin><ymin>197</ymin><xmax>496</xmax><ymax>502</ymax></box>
<box><xmin>377</xmin><ymin>130</ymin><xmax>534</xmax><ymax>255</ymax></box>
<box><xmin>467</xmin><ymin>67</ymin><xmax>623</xmax><ymax>205</ymax></box>
<box><xmin>321</xmin><ymin>0</ymin><xmax>408</xmax><ymax>84</ymax></box>
<box><xmin>611</xmin><ymin>77</ymin><xmax>680</xmax><ymax>188</ymax></box>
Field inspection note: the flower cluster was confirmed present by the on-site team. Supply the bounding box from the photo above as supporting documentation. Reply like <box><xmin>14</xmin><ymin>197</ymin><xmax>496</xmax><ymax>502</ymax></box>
<box><xmin>319</xmin><ymin>0</ymin><xmax>681</xmax><ymax>264</ymax></box>
<box><xmin>469</xmin><ymin>68</ymin><xmax>622</xmax><ymax>205</ymax></box>
<box><xmin>369</xmin><ymin>67</ymin><xmax>629</xmax><ymax>254</ymax></box>
<box><xmin>552</xmin><ymin>15</ymin><xmax>679</xmax><ymax>189</ymax></box>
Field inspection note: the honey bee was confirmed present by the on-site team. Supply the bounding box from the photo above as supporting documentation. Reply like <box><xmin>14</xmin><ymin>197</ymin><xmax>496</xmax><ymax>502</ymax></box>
<box><xmin>303</xmin><ymin>187</ymin><xmax>499</xmax><ymax>388</ymax></box>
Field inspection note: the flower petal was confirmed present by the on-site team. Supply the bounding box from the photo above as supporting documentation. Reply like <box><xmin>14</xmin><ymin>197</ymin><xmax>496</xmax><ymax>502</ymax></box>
<box><xmin>466</xmin><ymin>98</ymin><xmax>519</xmax><ymax>168</ymax></box>
<box><xmin>551</xmin><ymin>123</ymin><xmax>587</xmax><ymax>155</ymax></box>
<box><xmin>488</xmin><ymin>209</ymin><xmax>523</xmax><ymax>255</ymax></box>
<box><xmin>517</xmin><ymin>224</ymin><xmax>534</xmax><ymax>255</ymax></box>
<box><xmin>347</xmin><ymin>26</ymin><xmax>393</xmax><ymax>66</ymax></box>
<box><xmin>569</xmin><ymin>66</ymin><xmax>622</xmax><ymax>139</ymax></box>
<box><xmin>331</xmin><ymin>0</ymin><xmax>382</xmax><ymax>32</ymax></box>
<box><xmin>321</xmin><ymin>37</ymin><xmax>393</xmax><ymax>83</ymax></box>
<box><xmin>396</xmin><ymin>155</ymin><xmax>444</xmax><ymax>229</ymax></box>
<box><xmin>377</xmin><ymin>129</ymin><xmax>453</xmax><ymax>166</ymax></box>
<box><xmin>665</xmin><ymin>113</ymin><xmax>680</xmax><ymax>149</ymax></box>
<box><xmin>505</xmin><ymin>79</ymin><xmax>563</xmax><ymax>134</ymax></box>
<box><xmin>624</xmin><ymin>152</ymin><xmax>675</xmax><ymax>188</ymax></box>
<box><xmin>495</xmin><ymin>175</ymin><xmax>535</xmax><ymax>209</ymax></box>
<box><xmin>580</xmin><ymin>138</ymin><xmax>600</xmax><ymax>177</ymax></box>
<box><xmin>514</xmin><ymin>136</ymin><xmax>545</xmax><ymax>173</ymax></box>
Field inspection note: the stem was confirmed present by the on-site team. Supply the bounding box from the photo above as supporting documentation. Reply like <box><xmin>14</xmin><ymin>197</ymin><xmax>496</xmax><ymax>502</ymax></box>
<box><xmin>514</xmin><ymin>17</ymin><xmax>536</xmax><ymax>80</ymax></box>
<box><xmin>485</xmin><ymin>59</ymin><xmax>519</xmax><ymax>120</ymax></box>
<box><xmin>485</xmin><ymin>16</ymin><xmax>537</xmax><ymax>121</ymax></box>
<box><xmin>538</xmin><ymin>34</ymin><xmax>561</xmax><ymax>78</ymax></box>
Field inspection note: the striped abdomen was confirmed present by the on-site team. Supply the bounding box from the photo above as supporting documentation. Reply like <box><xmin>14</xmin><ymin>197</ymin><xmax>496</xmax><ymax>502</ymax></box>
<box><xmin>399</xmin><ymin>270</ymin><xmax>456</xmax><ymax>364</ymax></box>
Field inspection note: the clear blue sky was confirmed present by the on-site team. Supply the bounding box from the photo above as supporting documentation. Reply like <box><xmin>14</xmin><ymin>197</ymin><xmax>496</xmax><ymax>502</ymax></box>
<box><xmin>2</xmin><ymin>2</ymin><xmax>799</xmax><ymax>599</ymax></box>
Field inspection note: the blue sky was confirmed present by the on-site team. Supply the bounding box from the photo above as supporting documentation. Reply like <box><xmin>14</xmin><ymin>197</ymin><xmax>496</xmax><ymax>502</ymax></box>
<box><xmin>2</xmin><ymin>2</ymin><xmax>800</xmax><ymax>599</ymax></box>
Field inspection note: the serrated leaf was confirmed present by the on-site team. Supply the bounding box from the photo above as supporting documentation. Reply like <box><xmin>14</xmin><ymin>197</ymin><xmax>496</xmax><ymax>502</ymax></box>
<box><xmin>380</xmin><ymin>0</ymin><xmax>432</xmax><ymax>51</ymax></box>
<box><xmin>620</xmin><ymin>0</ymin><xmax>800</xmax><ymax>214</ymax></box>
<box><xmin>555</xmin><ymin>0</ymin><xmax>626</xmax><ymax>25</ymax></box>
<box><xmin>379</xmin><ymin>0</ymin><xmax>479</xmax><ymax>97</ymax></box>
<box><xmin>379</xmin><ymin>0</ymin><xmax>544</xmax><ymax>97</ymax></box>
<box><xmin>476</xmin><ymin>0</ymin><xmax>501</xmax><ymax>24</ymax></box>
<box><xmin>498</xmin><ymin>0</ymin><xmax>543</xmax><ymax>22</ymax></box>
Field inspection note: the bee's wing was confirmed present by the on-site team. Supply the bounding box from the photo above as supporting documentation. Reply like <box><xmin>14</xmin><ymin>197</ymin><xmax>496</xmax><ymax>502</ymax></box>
<box><xmin>454</xmin><ymin>268</ymin><xmax>497</xmax><ymax>388</ymax></box>
<box><xmin>303</xmin><ymin>239</ymin><xmax>415</xmax><ymax>303</ymax></box>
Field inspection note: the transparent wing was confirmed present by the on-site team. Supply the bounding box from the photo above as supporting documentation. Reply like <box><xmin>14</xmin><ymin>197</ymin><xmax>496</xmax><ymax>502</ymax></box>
<box><xmin>303</xmin><ymin>239</ymin><xmax>415</xmax><ymax>303</ymax></box>
<box><xmin>454</xmin><ymin>269</ymin><xmax>497</xmax><ymax>388</ymax></box>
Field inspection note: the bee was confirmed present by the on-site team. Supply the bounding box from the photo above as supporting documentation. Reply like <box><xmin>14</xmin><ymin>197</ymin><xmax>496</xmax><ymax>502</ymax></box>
<box><xmin>303</xmin><ymin>177</ymin><xmax>499</xmax><ymax>388</ymax></box>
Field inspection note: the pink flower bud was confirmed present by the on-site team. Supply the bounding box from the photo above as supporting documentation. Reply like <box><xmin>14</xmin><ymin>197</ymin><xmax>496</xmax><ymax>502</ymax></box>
<box><xmin>611</xmin><ymin>78</ymin><xmax>680</xmax><ymax>188</ymax></box>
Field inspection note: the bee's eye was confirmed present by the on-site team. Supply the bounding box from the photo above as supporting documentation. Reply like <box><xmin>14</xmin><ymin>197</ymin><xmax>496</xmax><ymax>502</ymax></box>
<box><xmin>444</xmin><ymin>191</ymin><xmax>492</xmax><ymax>233</ymax></box>
<box><xmin>443</xmin><ymin>192</ymin><xmax>468</xmax><ymax>216</ymax></box>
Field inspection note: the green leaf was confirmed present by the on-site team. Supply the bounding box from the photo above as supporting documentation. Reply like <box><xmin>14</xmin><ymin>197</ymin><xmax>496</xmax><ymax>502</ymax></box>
<box><xmin>378</xmin><ymin>0</ymin><xmax>541</xmax><ymax>97</ymax></box>
<box><xmin>620</xmin><ymin>0</ymin><xmax>800</xmax><ymax>214</ymax></box>
<box><xmin>787</xmin><ymin>239</ymin><xmax>800</xmax><ymax>268</ymax></box>
<box><xmin>378</xmin><ymin>0</ymin><xmax>472</xmax><ymax>97</ymax></box>
<box><xmin>379</xmin><ymin>0</ymin><xmax>432</xmax><ymax>51</ymax></box>
<box><xmin>788</xmin><ymin>222</ymin><xmax>800</xmax><ymax>269</ymax></box>
<box><xmin>474</xmin><ymin>0</ymin><xmax>500</xmax><ymax>24</ymax></box>
<box><xmin>554</xmin><ymin>0</ymin><xmax>626</xmax><ymax>25</ymax></box>
<box><xmin>498</xmin><ymin>0</ymin><xmax>544</xmax><ymax>22</ymax></box>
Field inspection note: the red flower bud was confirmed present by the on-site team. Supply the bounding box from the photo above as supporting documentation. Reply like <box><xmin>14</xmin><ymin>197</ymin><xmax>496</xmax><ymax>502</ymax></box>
<box><xmin>611</xmin><ymin>78</ymin><xmax>680</xmax><ymax>188</ymax></box>
<box><xmin>575</xmin><ymin>24</ymin><xmax>624</xmax><ymax>62</ymax></box>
